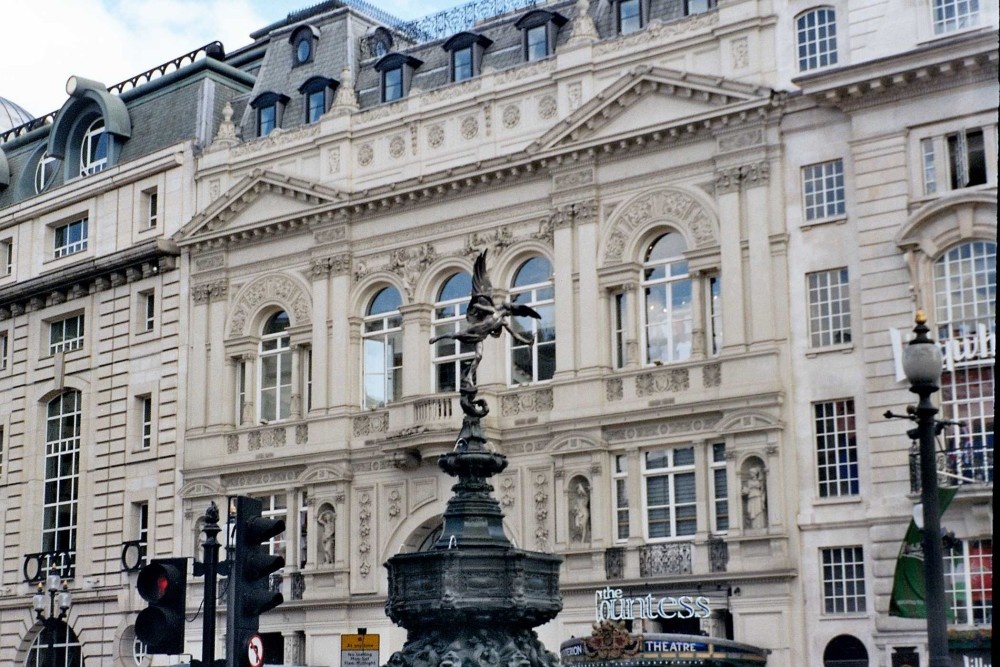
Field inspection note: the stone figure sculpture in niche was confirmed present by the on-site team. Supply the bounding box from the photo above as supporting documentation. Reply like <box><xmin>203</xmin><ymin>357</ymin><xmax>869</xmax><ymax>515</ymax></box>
<box><xmin>741</xmin><ymin>466</ymin><xmax>767</xmax><ymax>529</ymax></box>
<box><xmin>430</xmin><ymin>249</ymin><xmax>541</xmax><ymax>422</ymax></box>
<box><xmin>318</xmin><ymin>506</ymin><xmax>336</xmax><ymax>564</ymax></box>
<box><xmin>569</xmin><ymin>480</ymin><xmax>591</xmax><ymax>543</ymax></box>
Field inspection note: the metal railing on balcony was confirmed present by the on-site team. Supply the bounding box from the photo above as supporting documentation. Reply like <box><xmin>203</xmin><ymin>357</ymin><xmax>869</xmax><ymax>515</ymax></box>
<box><xmin>909</xmin><ymin>440</ymin><xmax>994</xmax><ymax>493</ymax></box>
<box><xmin>604</xmin><ymin>547</ymin><xmax>625</xmax><ymax>580</ymax></box>
<box><xmin>639</xmin><ymin>542</ymin><xmax>692</xmax><ymax>577</ymax></box>
<box><xmin>22</xmin><ymin>550</ymin><xmax>75</xmax><ymax>583</ymax></box>
<box><xmin>708</xmin><ymin>537</ymin><xmax>728</xmax><ymax>573</ymax></box>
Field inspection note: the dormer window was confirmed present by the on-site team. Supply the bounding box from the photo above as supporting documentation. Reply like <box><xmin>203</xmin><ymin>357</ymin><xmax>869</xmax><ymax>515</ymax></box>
<box><xmin>289</xmin><ymin>25</ymin><xmax>319</xmax><ymax>67</ymax></box>
<box><xmin>685</xmin><ymin>0</ymin><xmax>717</xmax><ymax>15</ymax></box>
<box><xmin>613</xmin><ymin>0</ymin><xmax>648</xmax><ymax>34</ymax></box>
<box><xmin>299</xmin><ymin>77</ymin><xmax>338</xmax><ymax>123</ymax></box>
<box><xmin>35</xmin><ymin>153</ymin><xmax>57</xmax><ymax>193</ymax></box>
<box><xmin>515</xmin><ymin>10</ymin><xmax>567</xmax><ymax>62</ymax></box>
<box><xmin>80</xmin><ymin>119</ymin><xmax>108</xmax><ymax>176</ymax></box>
<box><xmin>442</xmin><ymin>32</ymin><xmax>493</xmax><ymax>83</ymax></box>
<box><xmin>374</xmin><ymin>53</ymin><xmax>423</xmax><ymax>104</ymax></box>
<box><xmin>249</xmin><ymin>92</ymin><xmax>289</xmax><ymax>137</ymax></box>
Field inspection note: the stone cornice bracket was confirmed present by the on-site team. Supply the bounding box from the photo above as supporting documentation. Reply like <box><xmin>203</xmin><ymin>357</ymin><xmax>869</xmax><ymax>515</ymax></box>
<box><xmin>329</xmin><ymin>66</ymin><xmax>359</xmax><ymax>116</ymax></box>
<box><xmin>566</xmin><ymin>0</ymin><xmax>598</xmax><ymax>46</ymax></box>
<box><xmin>310</xmin><ymin>257</ymin><xmax>334</xmax><ymax>279</ymax></box>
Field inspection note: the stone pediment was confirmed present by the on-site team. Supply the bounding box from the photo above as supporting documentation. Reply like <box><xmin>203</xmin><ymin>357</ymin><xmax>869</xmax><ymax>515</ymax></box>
<box><xmin>179</xmin><ymin>478</ymin><xmax>225</xmax><ymax>498</ymax></box>
<box><xmin>528</xmin><ymin>66</ymin><xmax>773</xmax><ymax>153</ymax></box>
<box><xmin>176</xmin><ymin>169</ymin><xmax>342</xmax><ymax>245</ymax></box>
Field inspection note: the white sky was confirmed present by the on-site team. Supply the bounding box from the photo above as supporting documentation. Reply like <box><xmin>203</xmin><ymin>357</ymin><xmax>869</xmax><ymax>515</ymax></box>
<box><xmin>2</xmin><ymin>0</ymin><xmax>448</xmax><ymax>117</ymax></box>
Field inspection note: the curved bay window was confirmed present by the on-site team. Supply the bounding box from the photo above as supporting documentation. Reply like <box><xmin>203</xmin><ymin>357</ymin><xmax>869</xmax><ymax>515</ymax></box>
<box><xmin>363</xmin><ymin>287</ymin><xmax>403</xmax><ymax>408</ymax></box>
<box><xmin>433</xmin><ymin>272</ymin><xmax>475</xmax><ymax>392</ymax></box>
<box><xmin>642</xmin><ymin>232</ymin><xmax>692</xmax><ymax>365</ymax></box>
<box><xmin>509</xmin><ymin>257</ymin><xmax>555</xmax><ymax>385</ymax></box>
<box><xmin>43</xmin><ymin>391</ymin><xmax>81</xmax><ymax>563</ymax></box>
<box><xmin>259</xmin><ymin>311</ymin><xmax>292</xmax><ymax>422</ymax></box>
<box><xmin>934</xmin><ymin>240</ymin><xmax>995</xmax><ymax>484</ymax></box>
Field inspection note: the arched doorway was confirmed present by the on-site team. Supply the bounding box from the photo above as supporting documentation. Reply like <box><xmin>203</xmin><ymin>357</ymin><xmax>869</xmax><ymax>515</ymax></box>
<box><xmin>823</xmin><ymin>634</ymin><xmax>868</xmax><ymax>667</ymax></box>
<box><xmin>24</xmin><ymin>620</ymin><xmax>82</xmax><ymax>667</ymax></box>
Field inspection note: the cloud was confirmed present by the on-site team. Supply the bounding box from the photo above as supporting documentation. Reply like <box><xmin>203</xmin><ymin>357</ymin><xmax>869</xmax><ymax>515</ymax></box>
<box><xmin>1</xmin><ymin>0</ymin><xmax>473</xmax><ymax>119</ymax></box>
<box><xmin>1</xmin><ymin>0</ymin><xmax>273</xmax><ymax>117</ymax></box>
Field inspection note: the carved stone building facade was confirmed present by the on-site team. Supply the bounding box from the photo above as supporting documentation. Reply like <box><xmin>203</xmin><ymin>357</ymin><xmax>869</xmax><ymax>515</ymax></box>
<box><xmin>0</xmin><ymin>0</ymin><xmax>995</xmax><ymax>665</ymax></box>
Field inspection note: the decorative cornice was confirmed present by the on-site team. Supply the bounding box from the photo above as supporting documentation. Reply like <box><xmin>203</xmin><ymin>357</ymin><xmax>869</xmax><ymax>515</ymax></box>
<box><xmin>0</xmin><ymin>238</ymin><xmax>179</xmax><ymax>316</ymax></box>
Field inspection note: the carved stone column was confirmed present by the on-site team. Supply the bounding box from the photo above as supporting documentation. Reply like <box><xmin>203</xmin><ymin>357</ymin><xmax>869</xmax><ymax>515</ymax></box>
<box><xmin>240</xmin><ymin>353</ymin><xmax>256</xmax><ymax>425</ymax></box>
<box><xmin>399</xmin><ymin>303</ymin><xmax>432</xmax><ymax>398</ymax></box>
<box><xmin>689</xmin><ymin>270</ymin><xmax>707</xmax><ymax>360</ymax></box>
<box><xmin>552</xmin><ymin>209</ymin><xmax>576</xmax><ymax>381</ymax></box>
<box><xmin>283</xmin><ymin>631</ymin><xmax>305</xmax><ymax>665</ymax></box>
<box><xmin>743</xmin><ymin>161</ymin><xmax>775</xmax><ymax>346</ymax></box>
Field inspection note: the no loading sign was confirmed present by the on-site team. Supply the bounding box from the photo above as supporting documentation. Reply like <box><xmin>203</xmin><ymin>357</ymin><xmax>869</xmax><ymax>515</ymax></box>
<box><xmin>248</xmin><ymin>634</ymin><xmax>264</xmax><ymax>667</ymax></box>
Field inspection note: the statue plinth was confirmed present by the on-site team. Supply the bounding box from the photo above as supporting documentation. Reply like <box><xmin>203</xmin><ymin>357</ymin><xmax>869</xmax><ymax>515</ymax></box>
<box><xmin>385</xmin><ymin>251</ymin><xmax>562</xmax><ymax>667</ymax></box>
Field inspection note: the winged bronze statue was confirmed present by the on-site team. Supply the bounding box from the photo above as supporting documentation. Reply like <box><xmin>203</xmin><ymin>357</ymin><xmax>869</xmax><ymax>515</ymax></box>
<box><xmin>429</xmin><ymin>249</ymin><xmax>541</xmax><ymax>399</ymax></box>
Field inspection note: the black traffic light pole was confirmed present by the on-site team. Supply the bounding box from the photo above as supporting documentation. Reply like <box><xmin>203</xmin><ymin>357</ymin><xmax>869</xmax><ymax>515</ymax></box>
<box><xmin>227</xmin><ymin>495</ymin><xmax>285</xmax><ymax>667</ymax></box>
<box><xmin>201</xmin><ymin>502</ymin><xmax>223</xmax><ymax>666</ymax></box>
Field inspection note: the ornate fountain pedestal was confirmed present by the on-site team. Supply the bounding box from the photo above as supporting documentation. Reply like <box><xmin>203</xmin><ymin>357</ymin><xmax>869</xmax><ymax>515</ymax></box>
<box><xmin>385</xmin><ymin>251</ymin><xmax>564</xmax><ymax>667</ymax></box>
<box><xmin>385</xmin><ymin>413</ymin><xmax>563</xmax><ymax>667</ymax></box>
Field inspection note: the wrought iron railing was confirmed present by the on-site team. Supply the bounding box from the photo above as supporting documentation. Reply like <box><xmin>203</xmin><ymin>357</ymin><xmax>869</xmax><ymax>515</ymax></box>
<box><xmin>358</xmin><ymin>0</ymin><xmax>537</xmax><ymax>56</ymax></box>
<box><xmin>639</xmin><ymin>542</ymin><xmax>692</xmax><ymax>577</ymax></box>
<box><xmin>604</xmin><ymin>547</ymin><xmax>625</xmax><ymax>580</ymax></box>
<box><xmin>22</xmin><ymin>550</ymin><xmax>75</xmax><ymax>583</ymax></box>
<box><xmin>909</xmin><ymin>440</ymin><xmax>994</xmax><ymax>492</ymax></box>
<box><xmin>1</xmin><ymin>42</ymin><xmax>224</xmax><ymax>145</ymax></box>
<box><xmin>269</xmin><ymin>572</ymin><xmax>284</xmax><ymax>594</ymax></box>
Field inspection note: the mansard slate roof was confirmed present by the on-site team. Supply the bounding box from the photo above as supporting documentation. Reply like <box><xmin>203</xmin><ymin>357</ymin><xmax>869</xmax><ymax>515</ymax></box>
<box><xmin>0</xmin><ymin>53</ymin><xmax>253</xmax><ymax>209</ymax></box>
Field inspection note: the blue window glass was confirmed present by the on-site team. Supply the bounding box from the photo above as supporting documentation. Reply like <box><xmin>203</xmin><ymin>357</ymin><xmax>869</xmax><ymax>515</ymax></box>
<box><xmin>526</xmin><ymin>26</ymin><xmax>548</xmax><ymax>61</ymax></box>
<box><xmin>307</xmin><ymin>90</ymin><xmax>325</xmax><ymax>123</ymax></box>
<box><xmin>259</xmin><ymin>105</ymin><xmax>276</xmax><ymax>137</ymax></box>
<box><xmin>453</xmin><ymin>47</ymin><xmax>473</xmax><ymax>81</ymax></box>
<box><xmin>384</xmin><ymin>68</ymin><xmax>403</xmax><ymax>102</ymax></box>
<box><xmin>619</xmin><ymin>0</ymin><xmax>642</xmax><ymax>33</ymax></box>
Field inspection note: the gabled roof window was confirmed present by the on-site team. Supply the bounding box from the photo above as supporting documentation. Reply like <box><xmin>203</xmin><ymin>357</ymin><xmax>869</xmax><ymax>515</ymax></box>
<box><xmin>299</xmin><ymin>77</ymin><xmax>338</xmax><ymax>123</ymax></box>
<box><xmin>250</xmin><ymin>92</ymin><xmax>290</xmax><ymax>137</ymax></box>
<box><xmin>515</xmin><ymin>10</ymin><xmax>568</xmax><ymax>62</ymax></box>
<box><xmin>442</xmin><ymin>32</ymin><xmax>493</xmax><ymax>83</ymax></box>
<box><xmin>374</xmin><ymin>53</ymin><xmax>423</xmax><ymax>103</ymax></box>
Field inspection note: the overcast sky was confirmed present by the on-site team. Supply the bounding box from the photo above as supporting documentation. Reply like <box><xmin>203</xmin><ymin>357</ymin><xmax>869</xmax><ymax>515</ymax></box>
<box><xmin>2</xmin><ymin>0</ymin><xmax>447</xmax><ymax>117</ymax></box>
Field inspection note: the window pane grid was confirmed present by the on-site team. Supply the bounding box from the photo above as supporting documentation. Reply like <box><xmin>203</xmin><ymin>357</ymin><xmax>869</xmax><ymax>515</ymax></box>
<box><xmin>54</xmin><ymin>218</ymin><xmax>89</xmax><ymax>258</ymax></box>
<box><xmin>922</xmin><ymin>137</ymin><xmax>938</xmax><ymax>195</ymax></box>
<box><xmin>711</xmin><ymin>443</ymin><xmax>728</xmax><ymax>533</ymax></box>
<box><xmin>934</xmin><ymin>0</ymin><xmax>980</xmax><ymax>33</ymax></box>
<box><xmin>49</xmin><ymin>315</ymin><xmax>85</xmax><ymax>355</ymax></box>
<box><xmin>797</xmin><ymin>8</ymin><xmax>838</xmax><ymax>71</ymax></box>
<box><xmin>802</xmin><ymin>160</ymin><xmax>845</xmax><ymax>221</ymax></box>
<box><xmin>141</xmin><ymin>397</ymin><xmax>152</xmax><ymax>449</ymax></box>
<box><xmin>807</xmin><ymin>268</ymin><xmax>852</xmax><ymax>347</ymax></box>
<box><xmin>822</xmin><ymin>546</ymin><xmax>867</xmax><ymax>613</ymax></box>
<box><xmin>43</xmin><ymin>392</ymin><xmax>81</xmax><ymax>561</ymax></box>
<box><xmin>935</xmin><ymin>242</ymin><xmax>995</xmax><ymax>485</ymax></box>
<box><xmin>510</xmin><ymin>258</ymin><xmax>555</xmax><ymax>385</ymax></box>
<box><xmin>944</xmin><ymin>539</ymin><xmax>993</xmax><ymax>625</ymax></box>
<box><xmin>815</xmin><ymin>399</ymin><xmax>859</xmax><ymax>497</ymax></box>
<box><xmin>643</xmin><ymin>447</ymin><xmax>696</xmax><ymax>539</ymax></box>
<box><xmin>642</xmin><ymin>234</ymin><xmax>692</xmax><ymax>364</ymax></box>
<box><xmin>613</xmin><ymin>455</ymin><xmax>630</xmax><ymax>541</ymax></box>
<box><xmin>364</xmin><ymin>289</ymin><xmax>403</xmax><ymax>408</ymax></box>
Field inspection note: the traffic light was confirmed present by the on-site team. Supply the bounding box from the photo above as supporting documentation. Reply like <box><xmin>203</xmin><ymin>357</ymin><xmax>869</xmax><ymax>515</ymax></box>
<box><xmin>228</xmin><ymin>496</ymin><xmax>285</xmax><ymax>667</ymax></box>
<box><xmin>135</xmin><ymin>557</ymin><xmax>187</xmax><ymax>654</ymax></box>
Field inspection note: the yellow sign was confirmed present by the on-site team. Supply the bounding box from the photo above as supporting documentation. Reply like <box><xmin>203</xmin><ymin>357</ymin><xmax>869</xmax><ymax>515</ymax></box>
<box><xmin>342</xmin><ymin>634</ymin><xmax>380</xmax><ymax>651</ymax></box>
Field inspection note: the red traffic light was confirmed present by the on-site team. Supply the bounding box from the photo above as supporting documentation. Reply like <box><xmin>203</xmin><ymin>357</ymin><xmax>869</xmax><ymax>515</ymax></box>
<box><xmin>137</xmin><ymin>560</ymin><xmax>185</xmax><ymax>604</ymax></box>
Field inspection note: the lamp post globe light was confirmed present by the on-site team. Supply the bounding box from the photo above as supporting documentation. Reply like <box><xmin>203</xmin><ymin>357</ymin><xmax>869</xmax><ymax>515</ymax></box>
<box><xmin>901</xmin><ymin>310</ymin><xmax>950</xmax><ymax>667</ymax></box>
<box><xmin>31</xmin><ymin>569</ymin><xmax>73</xmax><ymax>667</ymax></box>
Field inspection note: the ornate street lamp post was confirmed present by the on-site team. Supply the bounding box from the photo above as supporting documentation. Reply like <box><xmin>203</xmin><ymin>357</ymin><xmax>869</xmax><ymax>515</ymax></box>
<box><xmin>32</xmin><ymin>569</ymin><xmax>72</xmax><ymax>667</ymax></box>
<box><xmin>901</xmin><ymin>311</ymin><xmax>949</xmax><ymax>667</ymax></box>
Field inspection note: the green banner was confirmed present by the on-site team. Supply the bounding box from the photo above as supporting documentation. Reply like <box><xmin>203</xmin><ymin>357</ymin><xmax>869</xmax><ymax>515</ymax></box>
<box><xmin>889</xmin><ymin>487</ymin><xmax>959</xmax><ymax>619</ymax></box>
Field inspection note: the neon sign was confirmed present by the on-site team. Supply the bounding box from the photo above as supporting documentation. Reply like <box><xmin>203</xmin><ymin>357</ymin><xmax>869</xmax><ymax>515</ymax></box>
<box><xmin>594</xmin><ymin>586</ymin><xmax>712</xmax><ymax>622</ymax></box>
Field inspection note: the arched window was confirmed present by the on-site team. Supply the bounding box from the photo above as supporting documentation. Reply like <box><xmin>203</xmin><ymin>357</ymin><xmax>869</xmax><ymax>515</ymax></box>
<box><xmin>934</xmin><ymin>240</ymin><xmax>995</xmax><ymax>484</ymax></box>
<box><xmin>259</xmin><ymin>311</ymin><xmax>292</xmax><ymax>422</ymax></box>
<box><xmin>796</xmin><ymin>7</ymin><xmax>838</xmax><ymax>72</ymax></box>
<box><xmin>642</xmin><ymin>233</ymin><xmax>692</xmax><ymax>365</ymax></box>
<box><xmin>432</xmin><ymin>272</ymin><xmax>475</xmax><ymax>392</ymax></box>
<box><xmin>822</xmin><ymin>634</ymin><xmax>868</xmax><ymax>667</ymax></box>
<box><xmin>34</xmin><ymin>153</ymin><xmax>57</xmax><ymax>193</ymax></box>
<box><xmin>43</xmin><ymin>391</ymin><xmax>81</xmax><ymax>563</ymax></box>
<box><xmin>25</xmin><ymin>620</ymin><xmax>82</xmax><ymax>666</ymax></box>
<box><xmin>79</xmin><ymin>118</ymin><xmax>109</xmax><ymax>176</ymax></box>
<box><xmin>363</xmin><ymin>287</ymin><xmax>403</xmax><ymax>408</ymax></box>
<box><xmin>509</xmin><ymin>257</ymin><xmax>555</xmax><ymax>385</ymax></box>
